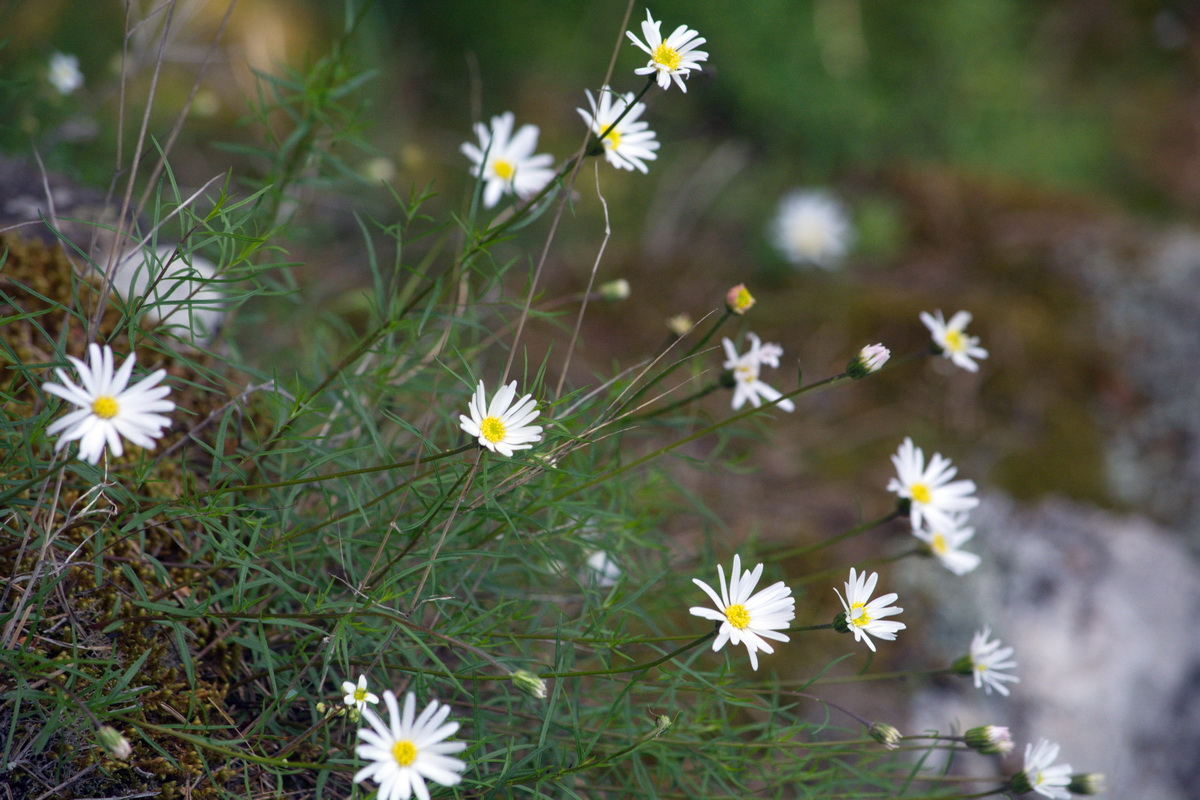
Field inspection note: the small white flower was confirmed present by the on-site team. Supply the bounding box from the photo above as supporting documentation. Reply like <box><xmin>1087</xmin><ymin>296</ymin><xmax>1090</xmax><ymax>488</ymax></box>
<box><xmin>770</xmin><ymin>190</ymin><xmax>852</xmax><ymax>269</ymax></box>
<box><xmin>847</xmin><ymin>343</ymin><xmax>890</xmax><ymax>379</ymax></box>
<box><xmin>459</xmin><ymin>380</ymin><xmax>543</xmax><ymax>457</ymax></box>
<box><xmin>626</xmin><ymin>10</ymin><xmax>709</xmax><ymax>92</ymax></box>
<box><xmin>912</xmin><ymin>513</ymin><xmax>981</xmax><ymax>576</ymax></box>
<box><xmin>920</xmin><ymin>309</ymin><xmax>988</xmax><ymax>372</ymax></box>
<box><xmin>965</xmin><ymin>724</ymin><xmax>1014</xmax><ymax>755</ymax></box>
<box><xmin>584</xmin><ymin>550</ymin><xmax>621</xmax><ymax>587</ymax></box>
<box><xmin>690</xmin><ymin>554</ymin><xmax>795</xmax><ymax>671</ymax></box>
<box><xmin>460</xmin><ymin>112</ymin><xmax>556</xmax><ymax>209</ymax></box>
<box><xmin>111</xmin><ymin>245</ymin><xmax>225</xmax><ymax>344</ymax></box>
<box><xmin>48</xmin><ymin>52</ymin><xmax>83</xmax><ymax>95</ymax></box>
<box><xmin>886</xmin><ymin>437</ymin><xmax>979</xmax><ymax>533</ymax></box>
<box><xmin>1019</xmin><ymin>738</ymin><xmax>1073</xmax><ymax>800</ymax></box>
<box><xmin>968</xmin><ymin>626</ymin><xmax>1020</xmax><ymax>696</ymax></box>
<box><xmin>342</xmin><ymin>674</ymin><xmax>380</xmax><ymax>712</ymax></box>
<box><xmin>578</xmin><ymin>87</ymin><xmax>660</xmax><ymax>174</ymax></box>
<box><xmin>355</xmin><ymin>690</ymin><xmax>467</xmax><ymax>800</ymax></box>
<box><xmin>42</xmin><ymin>344</ymin><xmax>175</xmax><ymax>465</ymax></box>
<box><xmin>722</xmin><ymin>333</ymin><xmax>795</xmax><ymax>413</ymax></box>
<box><xmin>834</xmin><ymin>567</ymin><xmax>906</xmax><ymax>652</ymax></box>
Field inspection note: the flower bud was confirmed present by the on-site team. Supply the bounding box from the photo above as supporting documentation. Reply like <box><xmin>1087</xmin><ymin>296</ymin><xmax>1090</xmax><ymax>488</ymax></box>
<box><xmin>726</xmin><ymin>284</ymin><xmax>755</xmax><ymax>315</ymax></box>
<box><xmin>599</xmin><ymin>278</ymin><xmax>631</xmax><ymax>301</ymax></box>
<box><xmin>846</xmin><ymin>343</ymin><xmax>890</xmax><ymax>379</ymax></box>
<box><xmin>1068</xmin><ymin>773</ymin><xmax>1105</xmax><ymax>795</ymax></box>
<box><xmin>654</xmin><ymin>713</ymin><xmax>673</xmax><ymax>734</ymax></box>
<box><xmin>964</xmin><ymin>725</ymin><xmax>1013</xmax><ymax>755</ymax></box>
<box><xmin>666</xmin><ymin>313</ymin><xmax>694</xmax><ymax>336</ymax></box>
<box><xmin>97</xmin><ymin>725</ymin><xmax>132</xmax><ymax>760</ymax></box>
<box><xmin>510</xmin><ymin>669</ymin><xmax>548</xmax><ymax>700</ymax></box>
<box><xmin>869</xmin><ymin>722</ymin><xmax>902</xmax><ymax>750</ymax></box>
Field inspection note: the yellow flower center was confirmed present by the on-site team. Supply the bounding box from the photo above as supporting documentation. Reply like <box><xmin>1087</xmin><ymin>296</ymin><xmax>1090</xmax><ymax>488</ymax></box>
<box><xmin>91</xmin><ymin>395</ymin><xmax>119</xmax><ymax>420</ymax></box>
<box><xmin>849</xmin><ymin>602</ymin><xmax>871</xmax><ymax>628</ymax></box>
<box><xmin>910</xmin><ymin>483</ymin><xmax>932</xmax><ymax>505</ymax></box>
<box><xmin>354</xmin><ymin>687</ymin><xmax>368</xmax><ymax>703</ymax></box>
<box><xmin>732</xmin><ymin>287</ymin><xmax>754</xmax><ymax>312</ymax></box>
<box><xmin>652</xmin><ymin>42</ymin><xmax>682</xmax><ymax>70</ymax></box>
<box><xmin>735</xmin><ymin>364</ymin><xmax>756</xmax><ymax>383</ymax></box>
<box><xmin>724</xmin><ymin>604</ymin><xmax>750</xmax><ymax>629</ymax></box>
<box><xmin>480</xmin><ymin>415</ymin><xmax>507</xmax><ymax>444</ymax></box>
<box><xmin>493</xmin><ymin>159</ymin><xmax>515</xmax><ymax>181</ymax></box>
<box><xmin>943</xmin><ymin>329</ymin><xmax>965</xmax><ymax>353</ymax></box>
<box><xmin>604</xmin><ymin>128</ymin><xmax>623</xmax><ymax>150</ymax></box>
<box><xmin>392</xmin><ymin>739</ymin><xmax>417</xmax><ymax>767</ymax></box>
<box><xmin>930</xmin><ymin>532</ymin><xmax>947</xmax><ymax>555</ymax></box>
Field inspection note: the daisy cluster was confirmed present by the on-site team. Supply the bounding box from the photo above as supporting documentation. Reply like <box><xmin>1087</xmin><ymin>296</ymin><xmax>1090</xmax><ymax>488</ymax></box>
<box><xmin>461</xmin><ymin>9</ymin><xmax>707</xmax><ymax>209</ymax></box>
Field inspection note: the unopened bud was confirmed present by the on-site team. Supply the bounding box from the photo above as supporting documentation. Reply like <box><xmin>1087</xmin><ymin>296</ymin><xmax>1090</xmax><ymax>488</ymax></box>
<box><xmin>598</xmin><ymin>279</ymin><xmax>630</xmax><ymax>301</ymax></box>
<box><xmin>869</xmin><ymin>722</ymin><xmax>902</xmax><ymax>750</ymax></box>
<box><xmin>1068</xmin><ymin>774</ymin><xmax>1105</xmax><ymax>795</ymax></box>
<box><xmin>97</xmin><ymin>725</ymin><xmax>132</xmax><ymax>760</ymax></box>
<box><xmin>726</xmin><ymin>284</ymin><xmax>755</xmax><ymax>315</ymax></box>
<box><xmin>654</xmin><ymin>714</ymin><xmax>673</xmax><ymax>734</ymax></box>
<box><xmin>666</xmin><ymin>314</ymin><xmax>694</xmax><ymax>336</ymax></box>
<box><xmin>510</xmin><ymin>670</ymin><xmax>548</xmax><ymax>700</ymax></box>
<box><xmin>846</xmin><ymin>343</ymin><xmax>890</xmax><ymax>379</ymax></box>
<box><xmin>964</xmin><ymin>725</ymin><xmax>1013</xmax><ymax>755</ymax></box>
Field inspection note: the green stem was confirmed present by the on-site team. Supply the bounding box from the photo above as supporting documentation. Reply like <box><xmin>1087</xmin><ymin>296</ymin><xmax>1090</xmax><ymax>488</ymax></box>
<box><xmin>616</xmin><ymin>308</ymin><xmax>733</xmax><ymax>418</ymax></box>
<box><xmin>630</xmin><ymin>380</ymin><xmax>722</xmax><ymax>422</ymax></box>
<box><xmin>811</xmin><ymin>667</ymin><xmax>954</xmax><ymax>685</ymax></box>
<box><xmin>791</xmin><ymin>547</ymin><xmax>921</xmax><ymax>587</ymax></box>
<box><xmin>772</xmin><ymin>508</ymin><xmax>903</xmax><ymax>561</ymax></box>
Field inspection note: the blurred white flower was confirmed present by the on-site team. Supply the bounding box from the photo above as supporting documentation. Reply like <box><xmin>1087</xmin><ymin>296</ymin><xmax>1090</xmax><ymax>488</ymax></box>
<box><xmin>461</xmin><ymin>112</ymin><xmax>555</xmax><ymax>208</ymax></box>
<box><xmin>965</xmin><ymin>724</ymin><xmax>1014</xmax><ymax>755</ymax></box>
<box><xmin>49</xmin><ymin>52</ymin><xmax>83</xmax><ymax>95</ymax></box>
<box><xmin>355</xmin><ymin>690</ymin><xmax>467</xmax><ymax>800</ymax></box>
<box><xmin>834</xmin><ymin>567</ymin><xmax>906</xmax><ymax>652</ymax></box>
<box><xmin>722</xmin><ymin>333</ymin><xmax>795</xmax><ymax>412</ymax></box>
<box><xmin>585</xmin><ymin>550</ymin><xmax>621</xmax><ymax>587</ymax></box>
<box><xmin>342</xmin><ymin>674</ymin><xmax>380</xmax><ymax>712</ymax></box>
<box><xmin>912</xmin><ymin>513</ymin><xmax>981</xmax><ymax>575</ymax></box>
<box><xmin>690</xmin><ymin>554</ymin><xmax>795</xmax><ymax>671</ymax></box>
<box><xmin>770</xmin><ymin>190</ymin><xmax>852</xmax><ymax>269</ymax></box>
<box><xmin>626</xmin><ymin>10</ymin><xmax>709</xmax><ymax>92</ymax></box>
<box><xmin>920</xmin><ymin>309</ymin><xmax>988</xmax><ymax>372</ymax></box>
<box><xmin>112</xmin><ymin>245</ymin><xmax>225</xmax><ymax>344</ymax></box>
<box><xmin>1014</xmin><ymin>738</ymin><xmax>1072</xmax><ymax>800</ymax></box>
<box><xmin>42</xmin><ymin>344</ymin><xmax>174</xmax><ymax>465</ymax></box>
<box><xmin>459</xmin><ymin>380</ymin><xmax>543</xmax><ymax>457</ymax></box>
<box><xmin>578</xmin><ymin>87</ymin><xmax>659</xmax><ymax>173</ymax></box>
<box><xmin>887</xmin><ymin>437</ymin><xmax>979</xmax><ymax>533</ymax></box>
<box><xmin>967</xmin><ymin>626</ymin><xmax>1020</xmax><ymax>696</ymax></box>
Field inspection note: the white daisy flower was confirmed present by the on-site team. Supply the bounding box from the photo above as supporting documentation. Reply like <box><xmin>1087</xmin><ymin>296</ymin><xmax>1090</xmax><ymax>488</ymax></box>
<box><xmin>577</xmin><ymin>87</ymin><xmax>660</xmax><ymax>174</ymax></box>
<box><xmin>965</xmin><ymin>724</ymin><xmax>1014</xmax><ymax>755</ymax></box>
<box><xmin>920</xmin><ymin>309</ymin><xmax>989</xmax><ymax>372</ymax></box>
<box><xmin>1012</xmin><ymin>738</ymin><xmax>1073</xmax><ymax>800</ymax></box>
<box><xmin>459</xmin><ymin>380</ymin><xmax>543</xmax><ymax>457</ymax></box>
<box><xmin>963</xmin><ymin>626</ymin><xmax>1020</xmax><ymax>696</ymax></box>
<box><xmin>460</xmin><ymin>112</ymin><xmax>556</xmax><ymax>209</ymax></box>
<box><xmin>722</xmin><ymin>333</ymin><xmax>795</xmax><ymax>413</ymax></box>
<box><xmin>689</xmin><ymin>554</ymin><xmax>795</xmax><ymax>671</ymax></box>
<box><xmin>886</xmin><ymin>437</ymin><xmax>979</xmax><ymax>533</ymax></box>
<box><xmin>834</xmin><ymin>567</ymin><xmax>906</xmax><ymax>652</ymax></box>
<box><xmin>354</xmin><ymin>690</ymin><xmax>467</xmax><ymax>800</ymax></box>
<box><xmin>342</xmin><ymin>674</ymin><xmax>380</xmax><ymax>712</ymax></box>
<box><xmin>912</xmin><ymin>513</ymin><xmax>981</xmax><ymax>576</ymax></box>
<box><xmin>48</xmin><ymin>52</ymin><xmax>83</xmax><ymax>95</ymax></box>
<box><xmin>41</xmin><ymin>344</ymin><xmax>175</xmax><ymax>465</ymax></box>
<box><xmin>111</xmin><ymin>245</ymin><xmax>225</xmax><ymax>344</ymax></box>
<box><xmin>769</xmin><ymin>189</ymin><xmax>852</xmax><ymax>269</ymax></box>
<box><xmin>626</xmin><ymin>10</ymin><xmax>709</xmax><ymax>92</ymax></box>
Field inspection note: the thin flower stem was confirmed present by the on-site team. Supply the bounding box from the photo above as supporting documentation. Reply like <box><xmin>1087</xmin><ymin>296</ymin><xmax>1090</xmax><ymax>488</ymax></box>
<box><xmin>791</xmin><ymin>547</ymin><xmax>922</xmax><ymax>586</ymax></box>
<box><xmin>811</xmin><ymin>667</ymin><xmax>954</xmax><ymax>685</ymax></box>
<box><xmin>541</xmin><ymin>371</ymin><xmax>850</xmax><ymax>510</ymax></box>
<box><xmin>891</xmin><ymin>787</ymin><xmax>1010</xmax><ymax>800</ymax></box>
<box><xmin>630</xmin><ymin>380</ymin><xmax>722</xmax><ymax>421</ymax></box>
<box><xmin>194</xmin><ymin>444</ymin><xmax>474</xmax><ymax>498</ymax></box>
<box><xmin>544</xmin><ymin>630</ymin><xmax>716</xmax><ymax>678</ymax></box>
<box><xmin>118</xmin><ymin>718</ymin><xmax>338</xmax><ymax>771</ymax></box>
<box><xmin>771</xmin><ymin>508</ymin><xmax>903</xmax><ymax>561</ymax></box>
<box><xmin>614</xmin><ymin>308</ymin><xmax>733</xmax><ymax>418</ymax></box>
